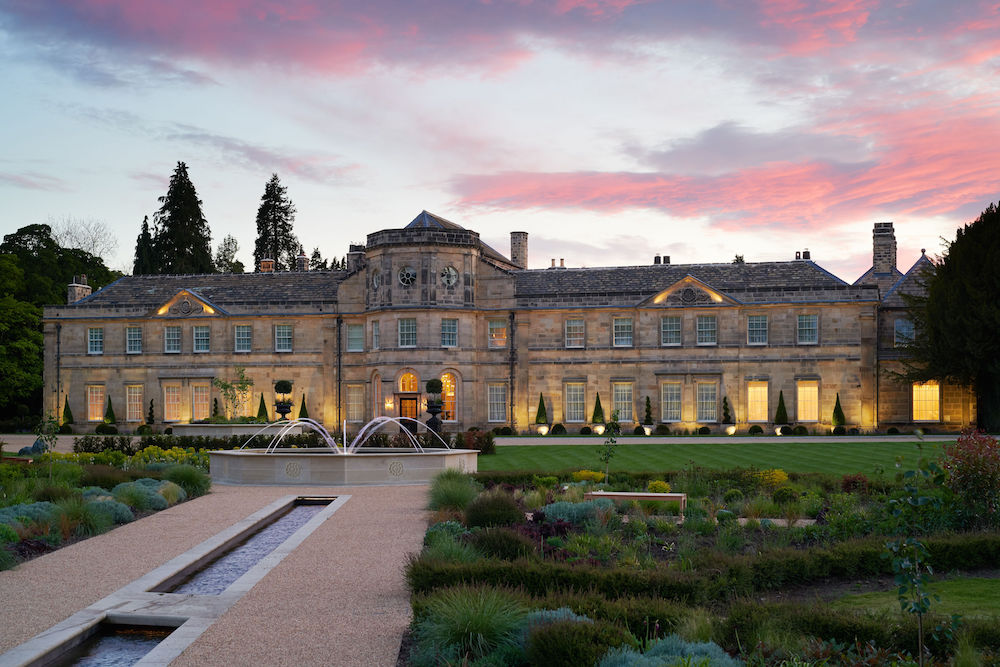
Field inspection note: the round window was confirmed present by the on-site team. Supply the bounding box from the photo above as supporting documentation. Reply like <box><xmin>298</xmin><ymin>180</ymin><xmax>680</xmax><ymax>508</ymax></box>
<box><xmin>371</xmin><ymin>270</ymin><xmax>381</xmax><ymax>289</ymax></box>
<box><xmin>440</xmin><ymin>266</ymin><xmax>459</xmax><ymax>287</ymax></box>
<box><xmin>398</xmin><ymin>266</ymin><xmax>417</xmax><ymax>286</ymax></box>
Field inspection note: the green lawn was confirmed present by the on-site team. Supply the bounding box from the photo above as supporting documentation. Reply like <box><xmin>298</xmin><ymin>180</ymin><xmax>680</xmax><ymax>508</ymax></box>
<box><xmin>480</xmin><ymin>440</ymin><xmax>943</xmax><ymax>476</ymax></box>
<box><xmin>831</xmin><ymin>578</ymin><xmax>1000</xmax><ymax>619</ymax></box>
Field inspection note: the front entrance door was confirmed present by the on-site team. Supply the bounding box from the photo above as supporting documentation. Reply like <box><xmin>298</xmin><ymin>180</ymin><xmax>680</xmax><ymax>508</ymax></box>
<box><xmin>400</xmin><ymin>397</ymin><xmax>419</xmax><ymax>432</ymax></box>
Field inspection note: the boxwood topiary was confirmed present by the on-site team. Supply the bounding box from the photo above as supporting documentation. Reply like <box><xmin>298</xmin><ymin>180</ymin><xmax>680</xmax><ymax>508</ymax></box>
<box><xmin>632</xmin><ymin>425</ymin><xmax>645</xmax><ymax>435</ymax></box>
<box><xmin>580</xmin><ymin>426</ymin><xmax>592</xmax><ymax>435</ymax></box>
<box><xmin>792</xmin><ymin>425</ymin><xmax>808</xmax><ymax>436</ymax></box>
<box><xmin>95</xmin><ymin>423</ymin><xmax>118</xmax><ymax>435</ymax></box>
<box><xmin>465</xmin><ymin>491</ymin><xmax>523</xmax><ymax>528</ymax></box>
<box><xmin>654</xmin><ymin>424</ymin><xmax>671</xmax><ymax>435</ymax></box>
<box><xmin>832</xmin><ymin>425</ymin><xmax>846</xmax><ymax>436</ymax></box>
<box><xmin>747</xmin><ymin>424</ymin><xmax>764</xmax><ymax>435</ymax></box>
<box><xmin>551</xmin><ymin>423</ymin><xmax>566</xmax><ymax>435</ymax></box>
<box><xmin>697</xmin><ymin>426</ymin><xmax>711</xmax><ymax>435</ymax></box>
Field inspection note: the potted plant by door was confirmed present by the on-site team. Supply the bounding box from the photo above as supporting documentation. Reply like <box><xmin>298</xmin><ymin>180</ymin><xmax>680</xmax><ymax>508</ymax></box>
<box><xmin>274</xmin><ymin>379</ymin><xmax>294</xmax><ymax>420</ymax></box>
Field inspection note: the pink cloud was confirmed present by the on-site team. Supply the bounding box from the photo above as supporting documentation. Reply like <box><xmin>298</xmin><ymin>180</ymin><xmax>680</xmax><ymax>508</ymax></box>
<box><xmin>0</xmin><ymin>171</ymin><xmax>70</xmax><ymax>191</ymax></box>
<box><xmin>758</xmin><ymin>0</ymin><xmax>876</xmax><ymax>53</ymax></box>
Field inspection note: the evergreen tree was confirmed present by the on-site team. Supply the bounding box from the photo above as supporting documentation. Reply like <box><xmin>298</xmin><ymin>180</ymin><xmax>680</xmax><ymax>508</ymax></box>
<box><xmin>214</xmin><ymin>234</ymin><xmax>244</xmax><ymax>273</ymax></box>
<box><xmin>904</xmin><ymin>202</ymin><xmax>1000</xmax><ymax>431</ymax></box>
<box><xmin>722</xmin><ymin>396</ymin><xmax>733</xmax><ymax>424</ymax></box>
<box><xmin>62</xmin><ymin>395</ymin><xmax>74</xmax><ymax>425</ymax></box>
<box><xmin>643</xmin><ymin>396</ymin><xmax>653</xmax><ymax>425</ymax></box>
<box><xmin>253</xmin><ymin>174</ymin><xmax>299</xmax><ymax>271</ymax></box>
<box><xmin>774</xmin><ymin>390</ymin><xmax>788</xmax><ymax>425</ymax></box>
<box><xmin>591</xmin><ymin>393</ymin><xmax>605</xmax><ymax>424</ymax></box>
<box><xmin>309</xmin><ymin>248</ymin><xmax>328</xmax><ymax>271</ymax></box>
<box><xmin>133</xmin><ymin>216</ymin><xmax>156</xmax><ymax>275</ymax></box>
<box><xmin>832</xmin><ymin>392</ymin><xmax>846</xmax><ymax>427</ymax></box>
<box><xmin>152</xmin><ymin>162</ymin><xmax>214</xmax><ymax>274</ymax></box>
<box><xmin>257</xmin><ymin>393</ymin><xmax>269</xmax><ymax>421</ymax></box>
<box><xmin>147</xmin><ymin>399</ymin><xmax>155</xmax><ymax>424</ymax></box>
<box><xmin>104</xmin><ymin>397</ymin><xmax>116</xmax><ymax>424</ymax></box>
<box><xmin>535</xmin><ymin>393</ymin><xmax>548</xmax><ymax>424</ymax></box>
<box><xmin>298</xmin><ymin>394</ymin><xmax>309</xmax><ymax>419</ymax></box>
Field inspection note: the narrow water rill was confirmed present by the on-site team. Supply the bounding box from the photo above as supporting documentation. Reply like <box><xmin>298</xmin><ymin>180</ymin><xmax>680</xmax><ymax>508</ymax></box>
<box><xmin>2</xmin><ymin>495</ymin><xmax>348</xmax><ymax>667</ymax></box>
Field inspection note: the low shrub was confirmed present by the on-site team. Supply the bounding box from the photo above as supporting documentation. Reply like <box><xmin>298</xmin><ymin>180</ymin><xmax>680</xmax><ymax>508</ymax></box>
<box><xmin>31</xmin><ymin>484</ymin><xmax>79</xmax><ymax>503</ymax></box>
<box><xmin>517</xmin><ymin>607</ymin><xmax>592</xmax><ymax>652</ymax></box>
<box><xmin>462</xmin><ymin>431</ymin><xmax>496</xmax><ymax>455</ymax></box>
<box><xmin>53</xmin><ymin>497</ymin><xmax>113</xmax><ymax>538</ymax></box>
<box><xmin>163</xmin><ymin>464</ymin><xmax>211</xmax><ymax>497</ymax></box>
<box><xmin>654</xmin><ymin>424</ymin><xmax>671</xmax><ymax>435</ymax></box>
<box><xmin>0</xmin><ymin>501</ymin><xmax>59</xmax><ymax>526</ymax></box>
<box><xmin>465</xmin><ymin>491</ymin><xmax>523</xmax><ymax>528</ymax></box>
<box><xmin>758</xmin><ymin>468</ymin><xmax>789</xmax><ymax>492</ymax></box>
<box><xmin>571</xmin><ymin>469</ymin><xmax>605</xmax><ymax>483</ymax></box>
<box><xmin>580</xmin><ymin>426</ymin><xmax>592</xmax><ymax>435</ymax></box>
<box><xmin>723</xmin><ymin>488</ymin><xmax>744</xmax><ymax>504</ymax></box>
<box><xmin>428</xmin><ymin>470</ymin><xmax>480</xmax><ymax>512</ymax></box>
<box><xmin>411</xmin><ymin>586</ymin><xmax>528</xmax><ymax>663</ymax></box>
<box><xmin>58</xmin><ymin>423</ymin><xmax>74</xmax><ymax>434</ymax></box>
<box><xmin>942</xmin><ymin>429</ymin><xmax>1000</xmax><ymax>529</ymax></box>
<box><xmin>540</xmin><ymin>499</ymin><xmax>614</xmax><ymax>526</ymax></box>
<box><xmin>697</xmin><ymin>426</ymin><xmax>711</xmax><ymax>435</ymax></box>
<box><xmin>525</xmin><ymin>618</ymin><xmax>638</xmax><ymax>667</ymax></box>
<box><xmin>632</xmin><ymin>425</ymin><xmax>646</xmax><ymax>435</ymax></box>
<box><xmin>550</xmin><ymin>423</ymin><xmax>566</xmax><ymax>435</ymax></box>
<box><xmin>716</xmin><ymin>509</ymin><xmax>736</xmax><ymax>525</ymax></box>
<box><xmin>80</xmin><ymin>464</ymin><xmax>132</xmax><ymax>489</ymax></box>
<box><xmin>600</xmin><ymin>634</ymin><xmax>741</xmax><ymax>667</ymax></box>
<box><xmin>0</xmin><ymin>546</ymin><xmax>14</xmax><ymax>571</ymax></box>
<box><xmin>772</xmin><ymin>486</ymin><xmax>799</xmax><ymax>505</ymax></box>
<box><xmin>95</xmin><ymin>423</ymin><xmax>118</xmax><ymax>435</ymax></box>
<box><xmin>424</xmin><ymin>537</ymin><xmax>482</xmax><ymax>564</ymax></box>
<box><xmin>792</xmin><ymin>425</ymin><xmax>808</xmax><ymax>436</ymax></box>
<box><xmin>0</xmin><ymin>523</ymin><xmax>19</xmax><ymax>544</ymax></box>
<box><xmin>887</xmin><ymin>426</ymin><xmax>900</xmax><ymax>435</ymax></box>
<box><xmin>156</xmin><ymin>480</ymin><xmax>187</xmax><ymax>505</ymax></box>
<box><xmin>532</xmin><ymin>475</ymin><xmax>558</xmax><ymax>489</ymax></box>
<box><xmin>841</xmin><ymin>473</ymin><xmax>869</xmax><ymax>494</ymax></box>
<box><xmin>112</xmin><ymin>481</ymin><xmax>169</xmax><ymax>511</ymax></box>
<box><xmin>647</xmin><ymin>480</ymin><xmax>671</xmax><ymax>494</ymax></box>
<box><xmin>468</xmin><ymin>527</ymin><xmax>537</xmax><ymax>561</ymax></box>
<box><xmin>86</xmin><ymin>498</ymin><xmax>134</xmax><ymax>524</ymax></box>
<box><xmin>778</xmin><ymin>425</ymin><xmax>793</xmax><ymax>436</ymax></box>
<box><xmin>135</xmin><ymin>424</ymin><xmax>153</xmax><ymax>436</ymax></box>
<box><xmin>832</xmin><ymin>425</ymin><xmax>846</xmax><ymax>435</ymax></box>
<box><xmin>748</xmin><ymin>425</ymin><xmax>764</xmax><ymax>435</ymax></box>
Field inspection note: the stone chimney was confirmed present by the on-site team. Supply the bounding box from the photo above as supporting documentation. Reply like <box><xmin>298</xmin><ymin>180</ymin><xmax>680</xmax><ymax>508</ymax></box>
<box><xmin>510</xmin><ymin>231</ymin><xmax>528</xmax><ymax>269</ymax></box>
<box><xmin>295</xmin><ymin>247</ymin><xmax>309</xmax><ymax>272</ymax></box>
<box><xmin>873</xmin><ymin>222</ymin><xmax>897</xmax><ymax>274</ymax></box>
<box><xmin>346</xmin><ymin>244</ymin><xmax>365</xmax><ymax>272</ymax></box>
<box><xmin>67</xmin><ymin>274</ymin><xmax>92</xmax><ymax>304</ymax></box>
<box><xmin>259</xmin><ymin>258</ymin><xmax>275</xmax><ymax>273</ymax></box>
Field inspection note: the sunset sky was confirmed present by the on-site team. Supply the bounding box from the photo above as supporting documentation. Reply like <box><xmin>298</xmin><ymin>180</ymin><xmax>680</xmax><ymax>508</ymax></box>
<box><xmin>2</xmin><ymin>1</ymin><xmax>999</xmax><ymax>281</ymax></box>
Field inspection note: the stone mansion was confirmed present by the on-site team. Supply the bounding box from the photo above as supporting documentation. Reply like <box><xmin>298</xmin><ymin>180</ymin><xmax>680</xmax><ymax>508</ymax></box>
<box><xmin>42</xmin><ymin>212</ymin><xmax>976</xmax><ymax>434</ymax></box>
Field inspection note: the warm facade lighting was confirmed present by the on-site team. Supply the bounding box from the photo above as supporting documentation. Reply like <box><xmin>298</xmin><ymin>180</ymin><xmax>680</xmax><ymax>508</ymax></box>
<box><xmin>593</xmin><ymin>424</ymin><xmax>605</xmax><ymax>435</ymax></box>
<box><xmin>725</xmin><ymin>425</ymin><xmax>737</xmax><ymax>436</ymax></box>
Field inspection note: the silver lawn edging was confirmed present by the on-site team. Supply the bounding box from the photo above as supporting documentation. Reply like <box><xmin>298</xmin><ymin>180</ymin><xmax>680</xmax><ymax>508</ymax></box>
<box><xmin>0</xmin><ymin>494</ymin><xmax>349</xmax><ymax>667</ymax></box>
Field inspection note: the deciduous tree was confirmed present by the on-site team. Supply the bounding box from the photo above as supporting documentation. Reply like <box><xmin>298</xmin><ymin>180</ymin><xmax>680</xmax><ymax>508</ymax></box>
<box><xmin>214</xmin><ymin>234</ymin><xmax>245</xmax><ymax>273</ymax></box>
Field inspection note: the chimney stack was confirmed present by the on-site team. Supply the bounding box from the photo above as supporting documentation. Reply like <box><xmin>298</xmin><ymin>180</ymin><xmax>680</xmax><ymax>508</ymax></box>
<box><xmin>259</xmin><ymin>258</ymin><xmax>275</xmax><ymax>273</ymax></box>
<box><xmin>67</xmin><ymin>274</ymin><xmax>92</xmax><ymax>304</ymax></box>
<box><xmin>346</xmin><ymin>244</ymin><xmax>365</xmax><ymax>272</ymax></box>
<box><xmin>795</xmin><ymin>251</ymin><xmax>801</xmax><ymax>260</ymax></box>
<box><xmin>873</xmin><ymin>222</ymin><xmax>897</xmax><ymax>274</ymax></box>
<box><xmin>550</xmin><ymin>258</ymin><xmax>556</xmax><ymax>268</ymax></box>
<box><xmin>802</xmin><ymin>248</ymin><xmax>811</xmax><ymax>260</ymax></box>
<box><xmin>654</xmin><ymin>254</ymin><xmax>661</xmax><ymax>265</ymax></box>
<box><xmin>559</xmin><ymin>258</ymin><xmax>565</xmax><ymax>268</ymax></box>
<box><xmin>663</xmin><ymin>256</ymin><xmax>670</xmax><ymax>265</ymax></box>
<box><xmin>295</xmin><ymin>247</ymin><xmax>309</xmax><ymax>272</ymax></box>
<box><xmin>510</xmin><ymin>231</ymin><xmax>528</xmax><ymax>269</ymax></box>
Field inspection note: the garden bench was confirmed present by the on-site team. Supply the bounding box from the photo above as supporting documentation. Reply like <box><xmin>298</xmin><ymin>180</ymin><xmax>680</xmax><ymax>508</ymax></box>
<box><xmin>584</xmin><ymin>490</ymin><xmax>686</xmax><ymax>516</ymax></box>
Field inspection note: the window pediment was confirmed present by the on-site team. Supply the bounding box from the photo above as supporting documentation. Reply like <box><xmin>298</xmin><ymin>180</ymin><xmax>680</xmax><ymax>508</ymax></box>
<box><xmin>152</xmin><ymin>290</ymin><xmax>225</xmax><ymax>317</ymax></box>
<box><xmin>641</xmin><ymin>276</ymin><xmax>739</xmax><ymax>307</ymax></box>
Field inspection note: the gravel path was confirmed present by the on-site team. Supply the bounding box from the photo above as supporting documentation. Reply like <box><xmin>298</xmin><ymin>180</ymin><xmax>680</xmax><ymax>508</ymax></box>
<box><xmin>0</xmin><ymin>484</ymin><xmax>428</xmax><ymax>666</ymax></box>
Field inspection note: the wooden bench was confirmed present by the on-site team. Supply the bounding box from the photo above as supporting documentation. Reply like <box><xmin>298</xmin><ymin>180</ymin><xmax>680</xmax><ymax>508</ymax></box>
<box><xmin>584</xmin><ymin>490</ymin><xmax>687</xmax><ymax>516</ymax></box>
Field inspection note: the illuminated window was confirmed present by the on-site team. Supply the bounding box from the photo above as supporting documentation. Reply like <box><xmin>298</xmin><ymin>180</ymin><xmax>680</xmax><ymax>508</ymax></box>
<box><xmin>163</xmin><ymin>385</ymin><xmax>181</xmax><ymax>422</ymax></box>
<box><xmin>613</xmin><ymin>382</ymin><xmax>633</xmax><ymax>422</ymax></box>
<box><xmin>274</xmin><ymin>324</ymin><xmax>292</xmax><ymax>352</ymax></box>
<box><xmin>565</xmin><ymin>319</ymin><xmax>585</xmax><ymax>348</ymax></box>
<box><xmin>193</xmin><ymin>325</ymin><xmax>210</xmax><ymax>353</ymax></box>
<box><xmin>747</xmin><ymin>381</ymin><xmax>768</xmax><ymax>422</ymax></box>
<box><xmin>696</xmin><ymin>316</ymin><xmax>717</xmax><ymax>345</ymax></box>
<box><xmin>235</xmin><ymin>325</ymin><xmax>252</xmax><ymax>352</ymax></box>
<box><xmin>613</xmin><ymin>318</ymin><xmax>633</xmax><ymax>347</ymax></box>
<box><xmin>797</xmin><ymin>381</ymin><xmax>819</xmax><ymax>422</ymax></box>
<box><xmin>88</xmin><ymin>328</ymin><xmax>104</xmax><ymax>355</ymax></box>
<box><xmin>797</xmin><ymin>314</ymin><xmax>818</xmax><ymax>344</ymax></box>
<box><xmin>894</xmin><ymin>319</ymin><xmax>914</xmax><ymax>347</ymax></box>
<box><xmin>441</xmin><ymin>372</ymin><xmax>457</xmax><ymax>421</ymax></box>
<box><xmin>399</xmin><ymin>372</ymin><xmax>418</xmax><ymax>393</ymax></box>
<box><xmin>346</xmin><ymin>384</ymin><xmax>364</xmax><ymax>422</ymax></box>
<box><xmin>696</xmin><ymin>383</ymin><xmax>717</xmax><ymax>422</ymax></box>
<box><xmin>126</xmin><ymin>327</ymin><xmax>142</xmax><ymax>354</ymax></box>
<box><xmin>164</xmin><ymin>326</ymin><xmax>181</xmax><ymax>353</ymax></box>
<box><xmin>398</xmin><ymin>318</ymin><xmax>416</xmax><ymax>348</ymax></box>
<box><xmin>487</xmin><ymin>383</ymin><xmax>507</xmax><ymax>422</ymax></box>
<box><xmin>747</xmin><ymin>315</ymin><xmax>768</xmax><ymax>345</ymax></box>
<box><xmin>661</xmin><ymin>316</ymin><xmax>681</xmax><ymax>346</ymax></box>
<box><xmin>912</xmin><ymin>382</ymin><xmax>940</xmax><ymax>422</ymax></box>
<box><xmin>126</xmin><ymin>385</ymin><xmax>143</xmax><ymax>422</ymax></box>
<box><xmin>441</xmin><ymin>319</ymin><xmax>458</xmax><ymax>347</ymax></box>
<box><xmin>347</xmin><ymin>324</ymin><xmax>364</xmax><ymax>352</ymax></box>
<box><xmin>86</xmin><ymin>385</ymin><xmax>105</xmax><ymax>422</ymax></box>
<box><xmin>660</xmin><ymin>383</ymin><xmax>681</xmax><ymax>422</ymax></box>
<box><xmin>192</xmin><ymin>384</ymin><xmax>211</xmax><ymax>421</ymax></box>
<box><xmin>564</xmin><ymin>383</ymin><xmax>585</xmax><ymax>422</ymax></box>
<box><xmin>488</xmin><ymin>319</ymin><xmax>507</xmax><ymax>348</ymax></box>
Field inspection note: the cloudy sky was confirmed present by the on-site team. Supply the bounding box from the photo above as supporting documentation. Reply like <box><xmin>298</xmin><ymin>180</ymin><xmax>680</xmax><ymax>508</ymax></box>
<box><xmin>2</xmin><ymin>1</ymin><xmax>998</xmax><ymax>281</ymax></box>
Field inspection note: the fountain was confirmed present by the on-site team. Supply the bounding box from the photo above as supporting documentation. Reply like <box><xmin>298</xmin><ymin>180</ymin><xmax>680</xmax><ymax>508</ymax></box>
<box><xmin>209</xmin><ymin>416</ymin><xmax>477</xmax><ymax>485</ymax></box>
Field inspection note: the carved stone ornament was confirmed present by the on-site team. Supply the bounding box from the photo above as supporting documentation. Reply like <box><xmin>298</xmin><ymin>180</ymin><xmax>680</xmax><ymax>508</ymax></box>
<box><xmin>169</xmin><ymin>298</ymin><xmax>204</xmax><ymax>315</ymax></box>
<box><xmin>665</xmin><ymin>287</ymin><xmax>711</xmax><ymax>306</ymax></box>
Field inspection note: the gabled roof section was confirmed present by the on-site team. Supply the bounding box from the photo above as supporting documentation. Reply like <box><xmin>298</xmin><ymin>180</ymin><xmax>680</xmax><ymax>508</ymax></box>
<box><xmin>881</xmin><ymin>254</ymin><xmax>935</xmax><ymax>309</ymax></box>
<box><xmin>640</xmin><ymin>275</ymin><xmax>741</xmax><ymax>307</ymax></box>
<box><xmin>853</xmin><ymin>265</ymin><xmax>904</xmax><ymax>286</ymax></box>
<box><xmin>152</xmin><ymin>289</ymin><xmax>227</xmax><ymax>317</ymax></box>
<box><xmin>405</xmin><ymin>210</ymin><xmax>466</xmax><ymax>230</ymax></box>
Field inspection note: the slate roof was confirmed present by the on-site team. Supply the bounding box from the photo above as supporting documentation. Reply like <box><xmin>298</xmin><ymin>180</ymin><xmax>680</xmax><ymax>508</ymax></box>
<box><xmin>853</xmin><ymin>265</ymin><xmax>903</xmax><ymax>287</ymax></box>
<box><xmin>880</xmin><ymin>255</ymin><xmax>935</xmax><ymax>309</ymax></box>
<box><xmin>405</xmin><ymin>210</ymin><xmax>466</xmax><ymax>230</ymax></box>
<box><xmin>515</xmin><ymin>261</ymin><xmax>878</xmax><ymax>307</ymax></box>
<box><xmin>63</xmin><ymin>271</ymin><xmax>346</xmax><ymax>309</ymax></box>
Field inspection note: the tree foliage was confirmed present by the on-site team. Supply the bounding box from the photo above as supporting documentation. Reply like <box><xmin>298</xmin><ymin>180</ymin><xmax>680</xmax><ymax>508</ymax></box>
<box><xmin>309</xmin><ymin>247</ymin><xmax>328</xmax><ymax>271</ymax></box>
<box><xmin>253</xmin><ymin>174</ymin><xmax>299</xmax><ymax>271</ymax></box>
<box><xmin>774</xmin><ymin>390</ymin><xmax>789</xmax><ymax>425</ymax></box>
<box><xmin>535</xmin><ymin>393</ymin><xmax>548</xmax><ymax>424</ymax></box>
<box><xmin>214</xmin><ymin>234</ymin><xmax>244</xmax><ymax>273</ymax></box>
<box><xmin>904</xmin><ymin>202</ymin><xmax>1000</xmax><ymax>431</ymax></box>
<box><xmin>133</xmin><ymin>216</ymin><xmax>156</xmax><ymax>275</ymax></box>
<box><xmin>832</xmin><ymin>392</ymin><xmax>846</xmax><ymax>427</ymax></box>
<box><xmin>591</xmin><ymin>393</ymin><xmax>605</xmax><ymax>424</ymax></box>
<box><xmin>50</xmin><ymin>216</ymin><xmax>118</xmax><ymax>261</ymax></box>
<box><xmin>152</xmin><ymin>161</ymin><xmax>214</xmax><ymax>274</ymax></box>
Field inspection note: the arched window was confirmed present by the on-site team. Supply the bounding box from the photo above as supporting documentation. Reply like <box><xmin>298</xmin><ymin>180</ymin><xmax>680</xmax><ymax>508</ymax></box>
<box><xmin>399</xmin><ymin>372</ymin><xmax>418</xmax><ymax>393</ymax></box>
<box><xmin>441</xmin><ymin>372</ymin><xmax>457</xmax><ymax>421</ymax></box>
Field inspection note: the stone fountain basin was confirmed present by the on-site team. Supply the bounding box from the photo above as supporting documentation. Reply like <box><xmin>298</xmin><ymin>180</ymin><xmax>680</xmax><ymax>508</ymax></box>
<box><xmin>209</xmin><ymin>447</ymin><xmax>478</xmax><ymax>486</ymax></box>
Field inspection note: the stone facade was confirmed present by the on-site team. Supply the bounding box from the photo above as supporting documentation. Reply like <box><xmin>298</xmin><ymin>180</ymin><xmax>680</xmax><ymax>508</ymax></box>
<box><xmin>42</xmin><ymin>212</ymin><xmax>976</xmax><ymax>434</ymax></box>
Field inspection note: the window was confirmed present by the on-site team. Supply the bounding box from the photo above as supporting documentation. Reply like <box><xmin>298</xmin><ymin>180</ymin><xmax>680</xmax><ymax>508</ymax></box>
<box><xmin>371</xmin><ymin>270</ymin><xmax>381</xmax><ymax>289</ymax></box>
<box><xmin>565</xmin><ymin>383</ymin><xmax>586</xmax><ymax>423</ymax></box>
<box><xmin>612</xmin><ymin>317</ymin><xmax>633</xmax><ymax>347</ymax></box>
<box><xmin>274</xmin><ymin>324</ymin><xmax>292</xmax><ymax>352</ymax></box>
<box><xmin>371</xmin><ymin>321</ymin><xmax>380</xmax><ymax>350</ymax></box>
<box><xmin>441</xmin><ymin>373</ymin><xmax>457</xmax><ymax>421</ymax></box>
<box><xmin>235</xmin><ymin>325</ymin><xmax>252</xmax><ymax>352</ymax></box>
<box><xmin>565</xmin><ymin>319</ymin><xmax>585</xmax><ymax>348</ymax></box>
<box><xmin>398</xmin><ymin>266</ymin><xmax>416</xmax><ymax>286</ymax></box>
<box><xmin>164</xmin><ymin>326</ymin><xmax>181</xmax><ymax>353</ymax></box>
<box><xmin>696</xmin><ymin>316</ymin><xmax>717</xmax><ymax>345</ymax></box>
<box><xmin>747</xmin><ymin>381</ymin><xmax>769</xmax><ymax>422</ymax></box>
<box><xmin>441</xmin><ymin>319</ymin><xmax>458</xmax><ymax>347</ymax></box>
<box><xmin>487</xmin><ymin>383</ymin><xmax>507</xmax><ymax>422</ymax></box>
<box><xmin>696</xmin><ymin>383</ymin><xmax>717</xmax><ymax>422</ymax></box>
<box><xmin>347</xmin><ymin>324</ymin><xmax>364</xmax><ymax>352</ymax></box>
<box><xmin>488</xmin><ymin>319</ymin><xmax>507</xmax><ymax>348</ymax></box>
<box><xmin>398</xmin><ymin>318</ymin><xmax>417</xmax><ymax>348</ymax></box>
<box><xmin>660</xmin><ymin>383</ymin><xmax>681</xmax><ymax>422</ymax></box>
<box><xmin>894</xmin><ymin>319</ymin><xmax>914</xmax><ymax>347</ymax></box>
<box><xmin>912</xmin><ymin>381</ymin><xmax>940</xmax><ymax>422</ymax></box>
<box><xmin>660</xmin><ymin>316</ymin><xmax>681</xmax><ymax>346</ymax></box>
<box><xmin>399</xmin><ymin>372</ymin><xmax>418</xmax><ymax>393</ymax></box>
<box><xmin>193</xmin><ymin>325</ymin><xmax>210</xmax><ymax>353</ymax></box>
<box><xmin>797</xmin><ymin>314</ymin><xmax>818</xmax><ymax>344</ymax></box>
<box><xmin>797</xmin><ymin>381</ymin><xmax>819</xmax><ymax>422</ymax></box>
<box><xmin>88</xmin><ymin>328</ymin><xmax>104</xmax><ymax>355</ymax></box>
<box><xmin>346</xmin><ymin>384</ymin><xmax>364</xmax><ymax>422</ymax></box>
<box><xmin>192</xmin><ymin>384</ymin><xmax>210</xmax><ymax>421</ymax></box>
<box><xmin>747</xmin><ymin>315</ymin><xmax>768</xmax><ymax>345</ymax></box>
<box><xmin>372</xmin><ymin>374</ymin><xmax>382</xmax><ymax>416</ymax></box>
<box><xmin>234</xmin><ymin>384</ymin><xmax>253</xmax><ymax>418</ymax></box>
<box><xmin>163</xmin><ymin>385</ymin><xmax>181</xmax><ymax>422</ymax></box>
<box><xmin>126</xmin><ymin>385</ymin><xmax>143</xmax><ymax>422</ymax></box>
<box><xmin>440</xmin><ymin>266</ymin><xmax>459</xmax><ymax>287</ymax></box>
<box><xmin>86</xmin><ymin>385</ymin><xmax>105</xmax><ymax>422</ymax></box>
<box><xmin>126</xmin><ymin>327</ymin><xmax>142</xmax><ymax>354</ymax></box>
<box><xmin>613</xmin><ymin>382</ymin><xmax>633</xmax><ymax>422</ymax></box>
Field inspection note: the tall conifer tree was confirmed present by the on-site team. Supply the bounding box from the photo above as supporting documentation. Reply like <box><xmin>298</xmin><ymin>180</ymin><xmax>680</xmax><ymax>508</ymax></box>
<box><xmin>253</xmin><ymin>174</ymin><xmax>299</xmax><ymax>271</ymax></box>
<box><xmin>133</xmin><ymin>216</ymin><xmax>156</xmax><ymax>275</ymax></box>
<box><xmin>152</xmin><ymin>162</ymin><xmax>214</xmax><ymax>274</ymax></box>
